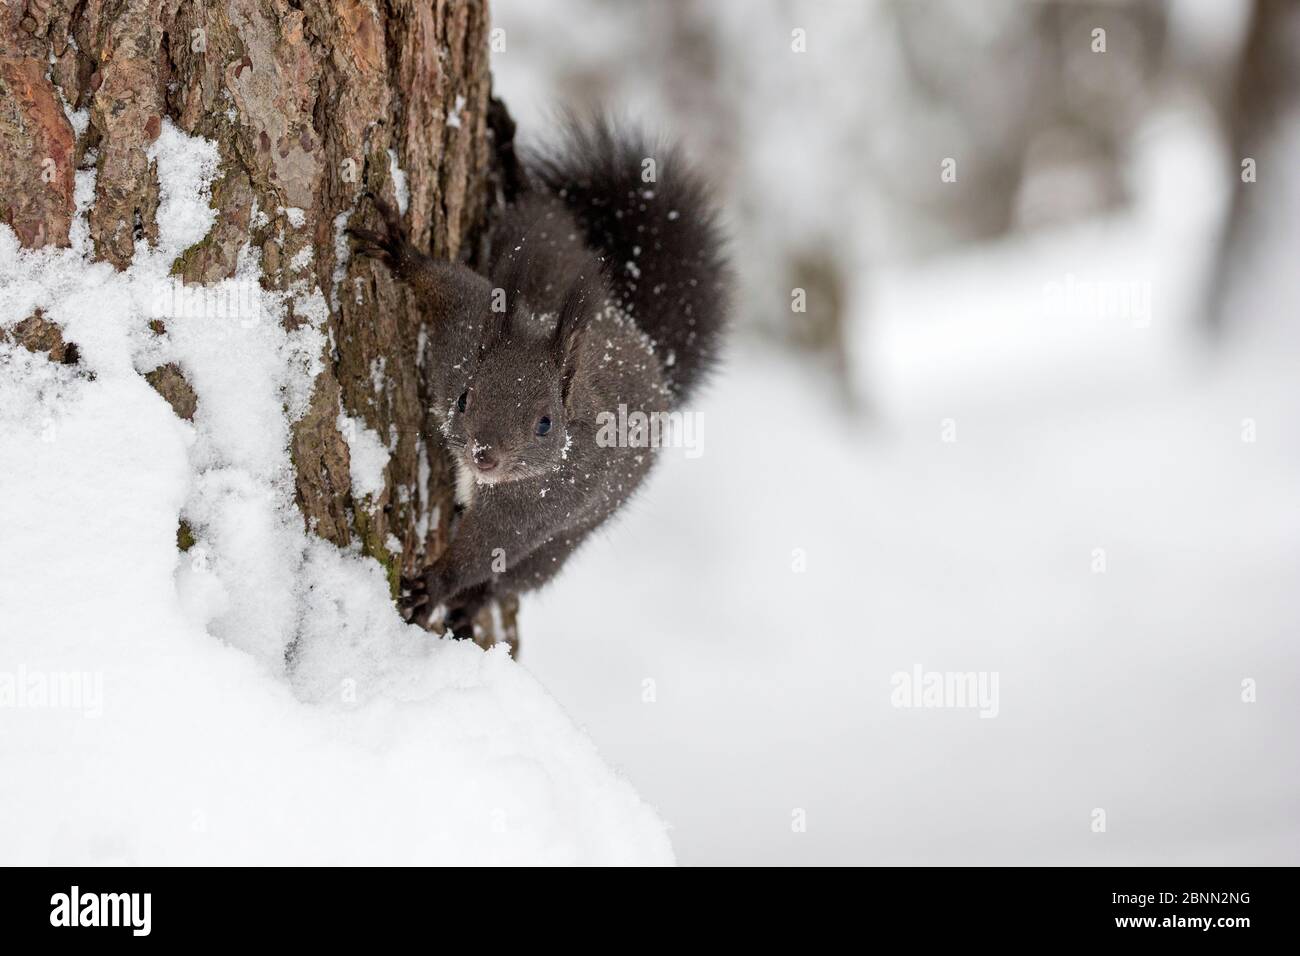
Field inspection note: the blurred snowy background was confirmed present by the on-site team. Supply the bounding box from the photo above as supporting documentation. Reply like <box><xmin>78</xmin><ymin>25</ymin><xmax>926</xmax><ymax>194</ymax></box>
<box><xmin>493</xmin><ymin>0</ymin><xmax>1300</xmax><ymax>864</ymax></box>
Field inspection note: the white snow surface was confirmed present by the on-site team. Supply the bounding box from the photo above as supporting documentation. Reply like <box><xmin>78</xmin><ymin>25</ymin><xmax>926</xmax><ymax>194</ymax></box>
<box><xmin>387</xmin><ymin>149</ymin><xmax>411</xmax><ymax>216</ymax></box>
<box><xmin>0</xmin><ymin>121</ymin><xmax>671</xmax><ymax>865</ymax></box>
<box><xmin>337</xmin><ymin>412</ymin><xmax>390</xmax><ymax>502</ymax></box>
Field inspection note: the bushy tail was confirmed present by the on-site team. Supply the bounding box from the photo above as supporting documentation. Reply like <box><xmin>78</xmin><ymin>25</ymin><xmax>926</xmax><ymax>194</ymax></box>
<box><xmin>527</xmin><ymin>115</ymin><xmax>730</xmax><ymax>405</ymax></box>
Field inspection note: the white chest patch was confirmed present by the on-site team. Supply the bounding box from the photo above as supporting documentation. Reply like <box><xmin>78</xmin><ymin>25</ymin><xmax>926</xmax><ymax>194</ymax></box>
<box><xmin>453</xmin><ymin>456</ymin><xmax>477</xmax><ymax>508</ymax></box>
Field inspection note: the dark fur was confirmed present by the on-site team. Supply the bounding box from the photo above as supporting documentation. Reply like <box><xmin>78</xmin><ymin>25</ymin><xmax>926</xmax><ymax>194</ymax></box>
<box><xmin>349</xmin><ymin>116</ymin><xmax>729</xmax><ymax>636</ymax></box>
<box><xmin>528</xmin><ymin>115</ymin><xmax>730</xmax><ymax>403</ymax></box>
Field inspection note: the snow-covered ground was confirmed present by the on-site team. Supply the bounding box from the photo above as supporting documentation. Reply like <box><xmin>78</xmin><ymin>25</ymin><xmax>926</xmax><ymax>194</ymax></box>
<box><xmin>0</xmin><ymin>123</ymin><xmax>670</xmax><ymax>865</ymax></box>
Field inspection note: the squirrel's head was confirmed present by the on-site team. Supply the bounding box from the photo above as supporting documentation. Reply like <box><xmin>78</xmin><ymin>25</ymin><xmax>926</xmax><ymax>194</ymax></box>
<box><xmin>440</xmin><ymin>267</ymin><xmax>595</xmax><ymax>487</ymax></box>
<box><xmin>348</xmin><ymin>196</ymin><xmax>597</xmax><ymax>486</ymax></box>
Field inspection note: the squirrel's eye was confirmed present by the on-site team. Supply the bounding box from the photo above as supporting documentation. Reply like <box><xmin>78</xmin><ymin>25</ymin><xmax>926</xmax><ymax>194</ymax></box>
<box><xmin>536</xmin><ymin>416</ymin><xmax>552</xmax><ymax>437</ymax></box>
<box><xmin>456</xmin><ymin>390</ymin><xmax>468</xmax><ymax>413</ymax></box>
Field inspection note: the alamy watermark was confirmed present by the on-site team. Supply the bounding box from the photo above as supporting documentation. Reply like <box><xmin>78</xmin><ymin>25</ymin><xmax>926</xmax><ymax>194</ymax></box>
<box><xmin>50</xmin><ymin>886</ymin><xmax>150</xmax><ymax>936</ymax></box>
<box><xmin>0</xmin><ymin>666</ymin><xmax>103</xmax><ymax>718</ymax></box>
<box><xmin>1043</xmin><ymin>273</ymin><xmax>1152</xmax><ymax>328</ymax></box>
<box><xmin>595</xmin><ymin>404</ymin><xmax>704</xmax><ymax>459</ymax></box>
<box><xmin>890</xmin><ymin>664</ymin><xmax>999</xmax><ymax>718</ymax></box>
<box><xmin>150</xmin><ymin>277</ymin><xmax>263</xmax><ymax>327</ymax></box>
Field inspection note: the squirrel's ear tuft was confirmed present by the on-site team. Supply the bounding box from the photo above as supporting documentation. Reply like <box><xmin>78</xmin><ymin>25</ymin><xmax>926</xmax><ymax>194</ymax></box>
<box><xmin>485</xmin><ymin>245</ymin><xmax>534</xmax><ymax>348</ymax></box>
<box><xmin>554</xmin><ymin>276</ymin><xmax>595</xmax><ymax>407</ymax></box>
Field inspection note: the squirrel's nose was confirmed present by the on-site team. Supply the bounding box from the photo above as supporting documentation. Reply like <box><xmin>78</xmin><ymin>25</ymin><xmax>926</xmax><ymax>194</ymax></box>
<box><xmin>472</xmin><ymin>445</ymin><xmax>498</xmax><ymax>471</ymax></box>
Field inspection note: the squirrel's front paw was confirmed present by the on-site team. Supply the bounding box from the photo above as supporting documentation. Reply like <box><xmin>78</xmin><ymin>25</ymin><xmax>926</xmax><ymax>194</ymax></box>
<box><xmin>400</xmin><ymin>567</ymin><xmax>451</xmax><ymax>631</ymax></box>
<box><xmin>346</xmin><ymin>193</ymin><xmax>407</xmax><ymax>266</ymax></box>
<box><xmin>442</xmin><ymin>603</ymin><xmax>478</xmax><ymax>642</ymax></box>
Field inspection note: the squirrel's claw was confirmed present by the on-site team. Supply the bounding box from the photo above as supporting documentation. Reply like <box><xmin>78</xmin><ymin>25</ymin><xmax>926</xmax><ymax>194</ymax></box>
<box><xmin>347</xmin><ymin>192</ymin><xmax>407</xmax><ymax>265</ymax></box>
<box><xmin>365</xmin><ymin>191</ymin><xmax>402</xmax><ymax>234</ymax></box>
<box><xmin>399</xmin><ymin>568</ymin><xmax>453</xmax><ymax>633</ymax></box>
<box><xmin>444</xmin><ymin>605</ymin><xmax>477</xmax><ymax>642</ymax></box>
<box><xmin>346</xmin><ymin>226</ymin><xmax>394</xmax><ymax>263</ymax></box>
<box><xmin>397</xmin><ymin>564</ymin><xmax>477</xmax><ymax>639</ymax></box>
<box><xmin>409</xmin><ymin>602</ymin><xmax>435</xmax><ymax>630</ymax></box>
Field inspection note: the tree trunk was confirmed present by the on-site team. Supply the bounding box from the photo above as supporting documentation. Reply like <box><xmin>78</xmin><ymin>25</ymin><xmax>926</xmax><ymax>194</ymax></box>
<box><xmin>1205</xmin><ymin>0</ymin><xmax>1298</xmax><ymax>336</ymax></box>
<box><xmin>0</xmin><ymin>0</ymin><xmax>519</xmax><ymax>649</ymax></box>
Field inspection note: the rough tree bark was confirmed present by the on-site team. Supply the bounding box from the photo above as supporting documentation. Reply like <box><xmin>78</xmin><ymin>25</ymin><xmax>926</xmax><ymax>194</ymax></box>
<box><xmin>0</xmin><ymin>0</ymin><xmax>520</xmax><ymax>650</ymax></box>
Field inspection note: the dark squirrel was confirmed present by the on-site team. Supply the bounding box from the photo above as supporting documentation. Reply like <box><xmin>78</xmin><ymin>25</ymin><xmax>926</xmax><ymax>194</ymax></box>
<box><xmin>350</xmin><ymin>116</ymin><xmax>729</xmax><ymax>637</ymax></box>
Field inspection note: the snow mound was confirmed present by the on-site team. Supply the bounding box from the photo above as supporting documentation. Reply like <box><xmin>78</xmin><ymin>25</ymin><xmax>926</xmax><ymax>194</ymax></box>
<box><xmin>0</xmin><ymin>121</ymin><xmax>671</xmax><ymax>865</ymax></box>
